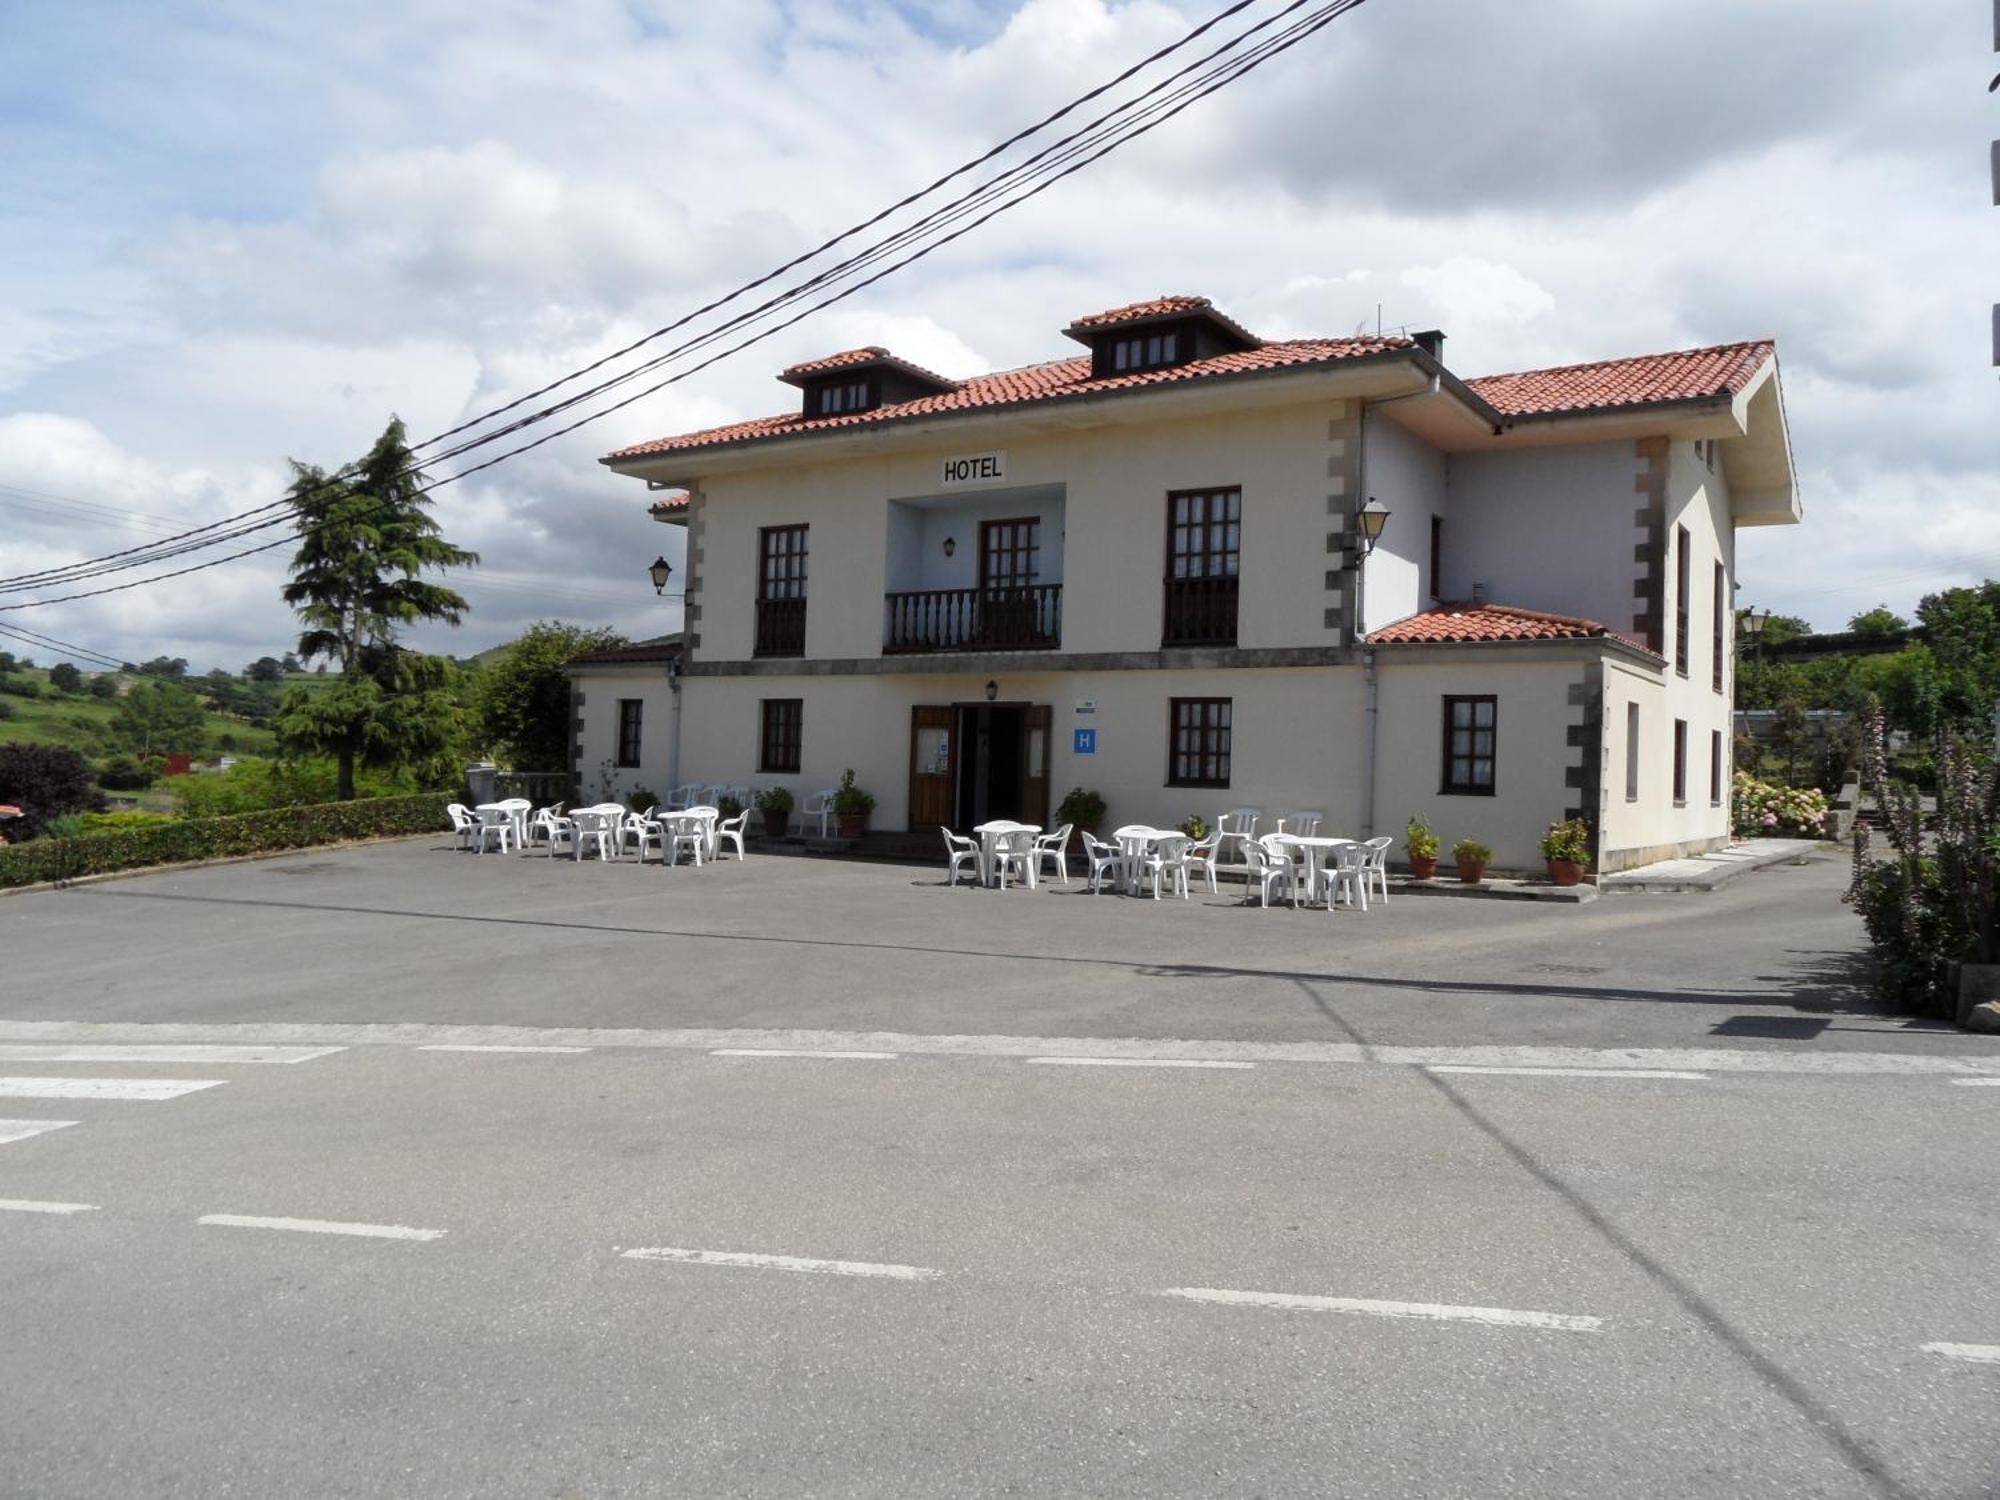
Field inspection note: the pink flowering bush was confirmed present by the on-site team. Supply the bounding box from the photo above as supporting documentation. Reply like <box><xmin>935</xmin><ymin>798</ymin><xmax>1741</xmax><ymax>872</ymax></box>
<box><xmin>1730</xmin><ymin>772</ymin><xmax>1828</xmax><ymax>839</ymax></box>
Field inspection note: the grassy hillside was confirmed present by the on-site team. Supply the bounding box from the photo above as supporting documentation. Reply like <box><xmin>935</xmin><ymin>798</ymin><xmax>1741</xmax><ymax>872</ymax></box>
<box><xmin>0</xmin><ymin>669</ymin><xmax>276</xmax><ymax>757</ymax></box>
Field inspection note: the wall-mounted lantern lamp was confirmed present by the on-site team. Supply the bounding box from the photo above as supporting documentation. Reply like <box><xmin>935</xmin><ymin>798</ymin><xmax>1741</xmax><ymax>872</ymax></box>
<box><xmin>648</xmin><ymin>556</ymin><xmax>674</xmax><ymax>595</ymax></box>
<box><xmin>942</xmin><ymin>536</ymin><xmax>957</xmax><ymax>558</ymax></box>
<box><xmin>1355</xmin><ymin>498</ymin><xmax>1392</xmax><ymax>558</ymax></box>
<box><xmin>984</xmin><ymin>680</ymin><xmax>999</xmax><ymax>702</ymax></box>
<box><xmin>1741</xmin><ymin>605</ymin><xmax>1770</xmax><ymax>666</ymax></box>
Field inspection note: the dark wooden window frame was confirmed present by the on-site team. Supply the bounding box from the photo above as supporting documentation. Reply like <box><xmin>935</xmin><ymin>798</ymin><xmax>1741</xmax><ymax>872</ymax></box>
<box><xmin>1111</xmin><ymin>330</ymin><xmax>1180</xmax><ymax>373</ymax></box>
<box><xmin>1672</xmin><ymin>717</ymin><xmax>1689</xmax><ymax>806</ymax></box>
<box><xmin>978</xmin><ymin>516</ymin><xmax>1041</xmax><ymax>590</ymax></box>
<box><xmin>1709</xmin><ymin>728</ymin><xmax>1724</xmax><ymax>807</ymax></box>
<box><xmin>1440</xmin><ymin>695</ymin><xmax>1498</xmax><ymax>796</ymax></box>
<box><xmin>1162</xmin><ymin>486</ymin><xmax>1242</xmax><ymax>647</ymax></box>
<box><xmin>1429</xmin><ymin>515</ymin><xmax>1443</xmax><ymax>601</ymax></box>
<box><xmin>1674</xmin><ymin>524</ymin><xmax>1692</xmax><ymax>677</ymax></box>
<box><xmin>615</xmin><ymin>698</ymin><xmax>643</xmax><ymax>768</ymax></box>
<box><xmin>755</xmin><ymin>524</ymin><xmax>809</xmax><ymax>658</ymax></box>
<box><xmin>1167</xmin><ymin>697</ymin><xmax>1232</xmax><ymax>788</ymax></box>
<box><xmin>1711</xmin><ymin>560</ymin><xmax>1726</xmax><ymax>694</ymax></box>
<box><xmin>759</xmin><ymin>698</ymin><xmax>802</xmax><ymax>775</ymax></box>
<box><xmin>814</xmin><ymin>378</ymin><xmax>873</xmax><ymax>416</ymax></box>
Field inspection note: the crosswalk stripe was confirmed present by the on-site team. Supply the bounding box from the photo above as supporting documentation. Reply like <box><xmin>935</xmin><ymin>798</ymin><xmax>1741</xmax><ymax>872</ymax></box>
<box><xmin>0</xmin><ymin>1119</ymin><xmax>80</xmax><ymax>1145</ymax></box>
<box><xmin>0</xmin><ymin>1198</ymin><xmax>98</xmax><ymax>1214</ymax></box>
<box><xmin>0</xmin><ymin>1077</ymin><xmax>225</xmax><ymax>1101</ymax></box>
<box><xmin>0</xmin><ymin>1044</ymin><xmax>342</xmax><ymax>1065</ymax></box>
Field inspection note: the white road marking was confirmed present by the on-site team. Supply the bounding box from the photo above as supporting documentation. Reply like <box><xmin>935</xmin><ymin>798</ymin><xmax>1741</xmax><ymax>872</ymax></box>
<box><xmin>1949</xmin><ymin>1079</ymin><xmax>2000</xmax><ymax>1088</ymax></box>
<box><xmin>417</xmin><ymin>1044</ymin><xmax>592</xmax><ymax>1054</ymax></box>
<box><xmin>0</xmin><ymin>1044</ymin><xmax>342</xmax><ymax>1065</ymax></box>
<box><xmin>0</xmin><ymin>1119</ymin><xmax>79</xmax><ymax>1146</ymax></box>
<box><xmin>7</xmin><ymin>1021</ymin><xmax>2000</xmax><ymax>1079</ymax></box>
<box><xmin>0</xmin><ymin>1198</ymin><xmax>98</xmax><ymax>1215</ymax></box>
<box><xmin>1028</xmin><ymin>1057</ymin><xmax>1254</xmax><ymax>1070</ymax></box>
<box><xmin>709</xmin><ymin>1049</ymin><xmax>899</xmax><ymax>1060</ymax></box>
<box><xmin>1160</xmin><ymin>1287</ymin><xmax>1603</xmax><ymax>1332</ymax></box>
<box><xmin>198</xmin><ymin>1214</ymin><xmax>445</xmax><ymax>1242</ymax></box>
<box><xmin>622</xmin><ymin>1246</ymin><xmax>942</xmax><ymax>1281</ymax></box>
<box><xmin>1427</xmin><ymin>1066</ymin><xmax>1709</xmax><ymax>1081</ymax></box>
<box><xmin>0</xmin><ymin>1077</ymin><xmax>226</xmax><ymax>1101</ymax></box>
<box><xmin>1923</xmin><ymin>1342</ymin><xmax>2000</xmax><ymax>1364</ymax></box>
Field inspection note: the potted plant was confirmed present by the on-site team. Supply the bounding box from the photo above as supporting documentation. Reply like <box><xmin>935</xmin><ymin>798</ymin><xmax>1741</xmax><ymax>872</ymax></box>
<box><xmin>1452</xmin><ymin>836</ymin><xmax>1491</xmax><ymax>884</ymax></box>
<box><xmin>627</xmin><ymin>786</ymin><xmax>660</xmax><ymax>815</ymax></box>
<box><xmin>832</xmin><ymin>768</ymin><xmax>875</xmax><ymax>838</ymax></box>
<box><xmin>1405</xmin><ymin>815</ymin><xmax>1440</xmax><ymax>880</ymax></box>
<box><xmin>716</xmin><ymin>793</ymin><xmax>744</xmax><ymax>822</ymax></box>
<box><xmin>756</xmin><ymin>785</ymin><xmax>794</xmax><ymax>838</ymax></box>
<box><xmin>1056</xmin><ymin>787</ymin><xmax>1106</xmax><ymax>850</ymax></box>
<box><xmin>1539</xmin><ymin>817</ymin><xmax>1591</xmax><ymax>887</ymax></box>
<box><xmin>1177</xmin><ymin>813</ymin><xmax>1211</xmax><ymax>841</ymax></box>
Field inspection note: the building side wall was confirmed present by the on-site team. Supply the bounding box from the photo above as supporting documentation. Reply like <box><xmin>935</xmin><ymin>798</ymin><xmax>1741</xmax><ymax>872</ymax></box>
<box><xmin>1373</xmin><ymin>657</ymin><xmax>1588</xmax><ymax>873</ymax></box>
<box><xmin>1359</xmin><ymin>414</ymin><xmax>1449</xmax><ymax>633</ymax></box>
<box><xmin>570</xmin><ymin>666</ymin><xmax>677</xmax><ymax>804</ymax></box>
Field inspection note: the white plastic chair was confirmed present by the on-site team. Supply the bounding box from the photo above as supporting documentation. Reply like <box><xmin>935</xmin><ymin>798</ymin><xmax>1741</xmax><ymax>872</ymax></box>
<box><xmin>801</xmin><ymin>789</ymin><xmax>837</xmax><ymax>838</ymax></box>
<box><xmin>1032</xmin><ymin>824</ymin><xmax>1073</xmax><ymax>884</ymax></box>
<box><xmin>1276</xmin><ymin>810</ymin><xmax>1324</xmax><ymax>838</ymax></box>
<box><xmin>1137</xmin><ymin>833</ymin><xmax>1192</xmax><ymax>900</ymax></box>
<box><xmin>527</xmin><ymin>805</ymin><xmax>572</xmax><ymax>856</ymax></box>
<box><xmin>715</xmin><ymin>810</ymin><xmax>750</xmax><ymax>861</ymax></box>
<box><xmin>942</xmin><ymin>828</ymin><xmax>979</xmax><ymax>888</ymax></box>
<box><xmin>1361</xmin><ymin>835</ymin><xmax>1394</xmax><ymax>905</ymax></box>
<box><xmin>1242</xmin><ymin>836</ymin><xmax>1297</xmax><ymax>908</ymax></box>
<box><xmin>499</xmin><ymin>797</ymin><xmax>533</xmax><ymax>848</ymax></box>
<box><xmin>1317</xmin><ymin>842</ymin><xmax>1370</xmax><ymax>912</ymax></box>
<box><xmin>472</xmin><ymin>807</ymin><xmax>515</xmax><ymax>855</ymax></box>
<box><xmin>570</xmin><ymin>807</ymin><xmax>619</xmax><ymax>862</ymax></box>
<box><xmin>1080</xmin><ymin>832</ymin><xmax>1123</xmax><ymax>894</ymax></box>
<box><xmin>1214</xmin><ymin>809</ymin><xmax>1261</xmax><ymax>872</ymax></box>
<box><xmin>663</xmin><ymin>784</ymin><xmax>701</xmax><ymax>812</ymax></box>
<box><xmin>664</xmin><ymin>813</ymin><xmax>707</xmax><ymax>868</ymax></box>
<box><xmin>992</xmin><ymin>829</ymin><xmax>1037</xmax><ymax>890</ymax></box>
<box><xmin>1176</xmin><ymin>834</ymin><xmax>1220</xmax><ymax>895</ymax></box>
<box><xmin>446</xmin><ymin>803</ymin><xmax>476</xmax><ymax>851</ymax></box>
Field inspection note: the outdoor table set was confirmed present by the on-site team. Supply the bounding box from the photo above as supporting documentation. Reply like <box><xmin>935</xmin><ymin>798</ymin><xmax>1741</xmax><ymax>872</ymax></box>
<box><xmin>447</xmin><ymin>800</ymin><xmax>743</xmax><ymax>867</ymax></box>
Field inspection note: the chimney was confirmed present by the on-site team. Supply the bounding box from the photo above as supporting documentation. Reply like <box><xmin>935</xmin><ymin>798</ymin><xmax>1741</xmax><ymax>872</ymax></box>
<box><xmin>1412</xmin><ymin>329</ymin><xmax>1446</xmax><ymax>361</ymax></box>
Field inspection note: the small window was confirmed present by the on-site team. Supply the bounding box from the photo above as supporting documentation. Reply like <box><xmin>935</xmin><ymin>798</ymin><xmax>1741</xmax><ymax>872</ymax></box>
<box><xmin>1672</xmin><ymin>718</ymin><xmax>1688</xmax><ymax>806</ymax></box>
<box><xmin>1441</xmin><ymin>696</ymin><xmax>1497</xmax><ymax>796</ymax></box>
<box><xmin>1709</xmin><ymin>729</ymin><xmax>1723</xmax><ymax>806</ymax></box>
<box><xmin>815</xmin><ymin>379</ymin><xmax>871</xmax><ymax>416</ymax></box>
<box><xmin>759</xmin><ymin>699</ymin><xmax>802</xmax><ymax>774</ymax></box>
<box><xmin>1429</xmin><ymin>515</ymin><xmax>1443</xmax><ymax>600</ymax></box>
<box><xmin>759</xmin><ymin>525</ymin><xmax>809</xmax><ymax>600</ymax></box>
<box><xmin>1625</xmin><ymin>702</ymin><xmax>1640</xmax><ymax>802</ymax></box>
<box><xmin>616</xmin><ymin>699</ymin><xmax>643</xmax><ymax>769</ymax></box>
<box><xmin>1712</xmin><ymin>561</ymin><xmax>1726</xmax><ymax>694</ymax></box>
<box><xmin>1674</xmin><ymin>525</ymin><xmax>1691</xmax><ymax>677</ymax></box>
<box><xmin>1167</xmin><ymin>697</ymin><xmax>1231</xmax><ymax>787</ymax></box>
<box><xmin>1111</xmin><ymin>331</ymin><xmax>1179</xmax><ymax>373</ymax></box>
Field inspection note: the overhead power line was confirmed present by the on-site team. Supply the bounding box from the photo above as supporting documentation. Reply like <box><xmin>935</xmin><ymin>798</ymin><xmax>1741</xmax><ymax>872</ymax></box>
<box><xmin>0</xmin><ymin>0</ymin><xmax>1374</xmax><ymax>614</ymax></box>
<box><xmin>0</xmin><ymin>620</ymin><xmax>127</xmax><ymax>671</ymax></box>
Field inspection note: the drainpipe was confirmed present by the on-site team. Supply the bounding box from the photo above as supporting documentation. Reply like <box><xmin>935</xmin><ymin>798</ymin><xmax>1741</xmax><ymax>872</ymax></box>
<box><xmin>1361</xmin><ymin>647</ymin><xmax>1379</xmax><ymax>841</ymax></box>
<box><xmin>666</xmin><ymin>656</ymin><xmax>683</xmax><ymax>796</ymax></box>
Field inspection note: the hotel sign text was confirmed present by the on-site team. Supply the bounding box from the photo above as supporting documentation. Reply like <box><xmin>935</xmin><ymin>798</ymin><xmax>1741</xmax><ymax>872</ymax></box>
<box><xmin>940</xmin><ymin>451</ymin><xmax>1007</xmax><ymax>489</ymax></box>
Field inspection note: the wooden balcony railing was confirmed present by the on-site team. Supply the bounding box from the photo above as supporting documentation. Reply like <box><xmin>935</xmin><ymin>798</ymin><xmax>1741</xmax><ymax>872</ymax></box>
<box><xmin>1161</xmin><ymin>575</ymin><xmax>1239</xmax><ymax>647</ymax></box>
<box><xmin>754</xmin><ymin>597</ymin><xmax>807</xmax><ymax>658</ymax></box>
<box><xmin>883</xmin><ymin>585</ymin><xmax>1062</xmax><ymax>654</ymax></box>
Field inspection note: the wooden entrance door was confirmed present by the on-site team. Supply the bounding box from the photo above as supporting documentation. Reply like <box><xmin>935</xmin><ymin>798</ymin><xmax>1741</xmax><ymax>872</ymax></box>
<box><xmin>1022</xmin><ymin>703</ymin><xmax>1052</xmax><ymax>828</ymax></box>
<box><xmin>908</xmin><ymin>705</ymin><xmax>956</xmax><ymax>832</ymax></box>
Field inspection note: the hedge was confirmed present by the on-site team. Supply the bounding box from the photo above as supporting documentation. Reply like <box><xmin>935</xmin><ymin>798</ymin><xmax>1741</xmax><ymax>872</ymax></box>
<box><xmin>0</xmin><ymin>793</ymin><xmax>451</xmax><ymax>889</ymax></box>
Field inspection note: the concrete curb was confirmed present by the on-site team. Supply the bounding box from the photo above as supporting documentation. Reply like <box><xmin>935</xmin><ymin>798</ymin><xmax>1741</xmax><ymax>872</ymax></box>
<box><xmin>1391</xmin><ymin>876</ymin><xmax>1596</xmax><ymax>904</ymax></box>
<box><xmin>0</xmin><ymin>831</ymin><xmax>442</xmax><ymax>899</ymax></box>
<box><xmin>1601</xmin><ymin>839</ymin><xmax>1834</xmax><ymax>895</ymax></box>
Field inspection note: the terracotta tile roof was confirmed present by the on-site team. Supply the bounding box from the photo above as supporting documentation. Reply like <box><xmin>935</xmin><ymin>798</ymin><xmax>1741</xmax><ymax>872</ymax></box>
<box><xmin>1067</xmin><ymin>294</ymin><xmax>1214</xmax><ymax>330</ymax></box>
<box><xmin>567</xmin><ymin>640</ymin><xmax>684</xmax><ymax>668</ymax></box>
<box><xmin>648</xmin><ymin>492</ymin><xmax>690</xmax><ymax>515</ymax></box>
<box><xmin>607</xmin><ymin>336</ymin><xmax>1411</xmax><ymax>462</ymax></box>
<box><xmin>1466</xmin><ymin>340</ymin><xmax>1773</xmax><ymax>418</ymax></box>
<box><xmin>780</xmin><ymin>346</ymin><xmax>887</xmax><ymax>379</ymax></box>
<box><xmin>1367</xmin><ymin>602</ymin><xmax>1659</xmax><ymax>658</ymax></box>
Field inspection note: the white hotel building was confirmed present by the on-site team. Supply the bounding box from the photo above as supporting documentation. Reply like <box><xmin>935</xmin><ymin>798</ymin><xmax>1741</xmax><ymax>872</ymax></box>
<box><xmin>581</xmin><ymin>295</ymin><xmax>1799</xmax><ymax>874</ymax></box>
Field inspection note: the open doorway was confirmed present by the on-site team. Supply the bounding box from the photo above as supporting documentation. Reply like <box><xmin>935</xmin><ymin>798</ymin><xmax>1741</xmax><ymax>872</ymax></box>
<box><xmin>909</xmin><ymin>702</ymin><xmax>1051</xmax><ymax>833</ymax></box>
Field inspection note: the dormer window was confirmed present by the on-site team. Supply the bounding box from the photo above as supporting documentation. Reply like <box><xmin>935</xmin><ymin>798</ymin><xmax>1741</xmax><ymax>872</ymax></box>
<box><xmin>780</xmin><ymin>346</ymin><xmax>959</xmax><ymax>421</ymax></box>
<box><xmin>1063</xmin><ymin>295</ymin><xmax>1261</xmax><ymax>381</ymax></box>
<box><xmin>1111</xmin><ymin>331</ymin><xmax>1180</xmax><ymax>373</ymax></box>
<box><xmin>815</xmin><ymin>379</ymin><xmax>872</xmax><ymax>416</ymax></box>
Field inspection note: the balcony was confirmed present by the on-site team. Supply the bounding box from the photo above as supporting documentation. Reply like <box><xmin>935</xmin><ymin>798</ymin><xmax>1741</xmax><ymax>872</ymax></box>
<box><xmin>754</xmin><ymin>597</ymin><xmax>806</xmax><ymax>658</ymax></box>
<box><xmin>1161</xmin><ymin>576</ymin><xmax>1238</xmax><ymax>647</ymax></box>
<box><xmin>884</xmin><ymin>585</ymin><xmax>1062</xmax><ymax>655</ymax></box>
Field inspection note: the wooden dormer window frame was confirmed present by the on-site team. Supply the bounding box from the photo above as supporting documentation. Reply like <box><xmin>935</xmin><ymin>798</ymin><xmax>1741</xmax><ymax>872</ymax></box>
<box><xmin>1110</xmin><ymin>330</ymin><xmax>1180</xmax><ymax>373</ymax></box>
<box><xmin>809</xmin><ymin>376</ymin><xmax>875</xmax><ymax>418</ymax></box>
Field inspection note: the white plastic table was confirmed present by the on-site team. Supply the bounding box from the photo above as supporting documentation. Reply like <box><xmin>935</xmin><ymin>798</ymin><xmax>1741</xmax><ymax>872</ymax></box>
<box><xmin>1110</xmin><ymin>826</ymin><xmax>1175</xmax><ymax>895</ymax></box>
<box><xmin>568</xmin><ymin>806</ymin><xmax>625</xmax><ymax>861</ymax></box>
<box><xmin>1271</xmin><ymin>834</ymin><xmax>1355</xmax><ymax>900</ymax></box>
<box><xmin>972</xmin><ymin>820</ymin><xmax>1041</xmax><ymax>887</ymax></box>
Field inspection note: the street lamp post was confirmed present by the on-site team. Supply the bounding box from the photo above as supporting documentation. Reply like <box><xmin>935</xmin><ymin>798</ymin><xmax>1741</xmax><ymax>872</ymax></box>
<box><xmin>1352</xmin><ymin>498</ymin><xmax>1391</xmax><ymax>637</ymax></box>
<box><xmin>648</xmin><ymin>557</ymin><xmax>674</xmax><ymax>595</ymax></box>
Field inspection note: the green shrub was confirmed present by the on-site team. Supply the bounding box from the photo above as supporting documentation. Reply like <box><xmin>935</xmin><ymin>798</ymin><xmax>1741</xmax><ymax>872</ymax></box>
<box><xmin>97</xmin><ymin>753</ymin><xmax>157</xmax><ymax>791</ymax></box>
<box><xmin>1539</xmin><ymin>818</ymin><xmax>1592</xmax><ymax>865</ymax></box>
<box><xmin>1056</xmin><ymin>787</ymin><xmax>1106</xmax><ymax>833</ymax></box>
<box><xmin>0</xmin><ymin>676</ymin><xmax>42</xmax><ymax>699</ymax></box>
<box><xmin>168</xmin><ymin>757</ymin><xmax>420</xmax><ymax>818</ymax></box>
<box><xmin>78</xmin><ymin>810</ymin><xmax>177</xmax><ymax>834</ymax></box>
<box><xmin>756</xmin><ymin>786</ymin><xmax>794</xmax><ymax>816</ymax></box>
<box><xmin>1451</xmin><ymin>837</ymin><xmax>1492</xmax><ymax>864</ymax></box>
<box><xmin>1404</xmin><ymin>815</ymin><xmax>1439</xmax><ymax>861</ymax></box>
<box><xmin>0</xmin><ymin>793</ymin><xmax>448</xmax><ymax>889</ymax></box>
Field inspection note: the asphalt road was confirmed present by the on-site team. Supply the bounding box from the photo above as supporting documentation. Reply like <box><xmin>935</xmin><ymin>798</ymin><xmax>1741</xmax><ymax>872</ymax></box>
<box><xmin>2</xmin><ymin>844</ymin><xmax>1996</xmax><ymax>1497</ymax></box>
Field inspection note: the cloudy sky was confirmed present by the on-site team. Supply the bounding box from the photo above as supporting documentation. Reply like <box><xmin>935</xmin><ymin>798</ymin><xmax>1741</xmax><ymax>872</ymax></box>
<box><xmin>0</xmin><ymin>0</ymin><xmax>1992</xmax><ymax>671</ymax></box>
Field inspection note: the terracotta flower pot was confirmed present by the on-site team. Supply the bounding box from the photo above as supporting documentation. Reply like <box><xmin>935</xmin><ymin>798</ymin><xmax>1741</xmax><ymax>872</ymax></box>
<box><xmin>1409</xmin><ymin>855</ymin><xmax>1438</xmax><ymax>880</ymax></box>
<box><xmin>1456</xmin><ymin>860</ymin><xmax>1487</xmax><ymax>884</ymax></box>
<box><xmin>1546</xmin><ymin>857</ymin><xmax>1584</xmax><ymax>887</ymax></box>
<box><xmin>762</xmin><ymin>811</ymin><xmax>788</xmax><ymax>838</ymax></box>
<box><xmin>837</xmin><ymin>813</ymin><xmax>868</xmax><ymax>839</ymax></box>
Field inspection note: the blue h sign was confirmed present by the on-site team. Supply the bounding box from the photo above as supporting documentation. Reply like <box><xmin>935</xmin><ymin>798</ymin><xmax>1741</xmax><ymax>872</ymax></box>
<box><xmin>1073</xmin><ymin>727</ymin><xmax>1097</xmax><ymax>755</ymax></box>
